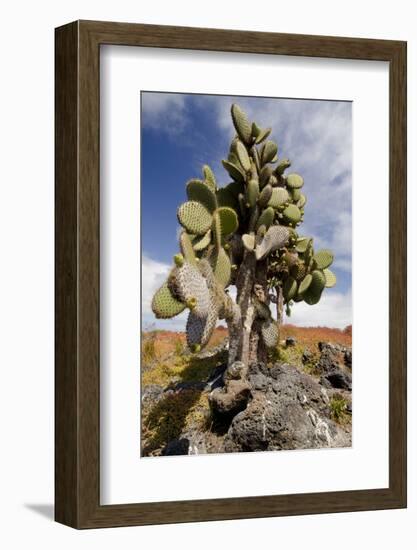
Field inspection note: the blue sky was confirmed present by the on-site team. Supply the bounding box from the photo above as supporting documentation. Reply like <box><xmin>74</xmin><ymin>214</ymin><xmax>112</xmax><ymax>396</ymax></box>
<box><xmin>141</xmin><ymin>92</ymin><xmax>352</xmax><ymax>330</ymax></box>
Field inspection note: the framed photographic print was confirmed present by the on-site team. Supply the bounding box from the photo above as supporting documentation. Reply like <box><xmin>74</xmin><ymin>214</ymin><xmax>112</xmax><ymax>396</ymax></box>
<box><xmin>55</xmin><ymin>20</ymin><xmax>407</xmax><ymax>528</ymax></box>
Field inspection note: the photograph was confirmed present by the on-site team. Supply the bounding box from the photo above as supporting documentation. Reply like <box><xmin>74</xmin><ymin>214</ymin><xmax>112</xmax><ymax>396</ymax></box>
<box><xmin>141</xmin><ymin>92</ymin><xmax>353</xmax><ymax>457</ymax></box>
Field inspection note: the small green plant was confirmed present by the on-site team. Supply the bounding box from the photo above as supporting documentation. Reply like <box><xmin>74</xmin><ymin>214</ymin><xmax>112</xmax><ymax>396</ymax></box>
<box><xmin>330</xmin><ymin>394</ymin><xmax>349</xmax><ymax>423</ymax></box>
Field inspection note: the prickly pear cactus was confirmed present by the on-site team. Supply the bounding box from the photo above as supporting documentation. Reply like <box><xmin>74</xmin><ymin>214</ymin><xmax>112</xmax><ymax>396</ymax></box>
<box><xmin>151</xmin><ymin>103</ymin><xmax>336</xmax><ymax>366</ymax></box>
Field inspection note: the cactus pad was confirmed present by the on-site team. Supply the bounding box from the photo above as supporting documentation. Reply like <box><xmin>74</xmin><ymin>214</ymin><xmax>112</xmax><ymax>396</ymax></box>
<box><xmin>178</xmin><ymin>201</ymin><xmax>212</xmax><ymax>235</ymax></box>
<box><xmin>202</xmin><ymin>164</ymin><xmax>217</xmax><ymax>192</ymax></box>
<box><xmin>275</xmin><ymin>158</ymin><xmax>291</xmax><ymax>175</ymax></box>
<box><xmin>256</xmin><ymin>206</ymin><xmax>275</xmax><ymax>230</ymax></box>
<box><xmin>295</xmin><ymin>237</ymin><xmax>312</xmax><ymax>253</ymax></box>
<box><xmin>222</xmin><ymin>159</ymin><xmax>245</xmax><ymax>182</ymax></box>
<box><xmin>309</xmin><ymin>270</ymin><xmax>326</xmax><ymax>295</ymax></box>
<box><xmin>168</xmin><ymin>262</ymin><xmax>210</xmax><ymax>317</ymax></box>
<box><xmin>152</xmin><ymin>282</ymin><xmax>186</xmax><ymax>319</ymax></box>
<box><xmin>211</xmin><ymin>247</ymin><xmax>232</xmax><ymax>288</ymax></box>
<box><xmin>255</xmin><ymin>127</ymin><xmax>272</xmax><ymax>144</ymax></box>
<box><xmin>324</xmin><ymin>268</ymin><xmax>337</xmax><ymax>288</ymax></box>
<box><xmin>268</xmin><ymin>187</ymin><xmax>290</xmax><ymax>209</ymax></box>
<box><xmin>255</xmin><ymin>225</ymin><xmax>290</xmax><ymax>260</ymax></box>
<box><xmin>186</xmin><ymin>179</ymin><xmax>217</xmax><ymax>213</ymax></box>
<box><xmin>313</xmin><ymin>249</ymin><xmax>334</xmax><ymax>269</ymax></box>
<box><xmin>245</xmin><ymin>179</ymin><xmax>259</xmax><ymax>207</ymax></box>
<box><xmin>179</xmin><ymin>231</ymin><xmax>197</xmax><ymax>264</ymax></box>
<box><xmin>242</xmin><ymin>233</ymin><xmax>255</xmax><ymax>251</ymax></box>
<box><xmin>297</xmin><ymin>193</ymin><xmax>307</xmax><ymax>208</ymax></box>
<box><xmin>261</xmin><ymin>140</ymin><xmax>278</xmax><ymax>164</ymax></box>
<box><xmin>186</xmin><ymin>302</ymin><xmax>218</xmax><ymax>348</ymax></box>
<box><xmin>283</xmin><ymin>276</ymin><xmax>298</xmax><ymax>301</ymax></box>
<box><xmin>298</xmin><ymin>274</ymin><xmax>313</xmax><ymax>295</ymax></box>
<box><xmin>231</xmin><ymin>104</ymin><xmax>252</xmax><ymax>145</ymax></box>
<box><xmin>192</xmin><ymin>230</ymin><xmax>212</xmax><ymax>252</ymax></box>
<box><xmin>258</xmin><ymin>184</ymin><xmax>273</xmax><ymax>207</ymax></box>
<box><xmin>217</xmin><ymin>207</ymin><xmax>239</xmax><ymax>236</ymax></box>
<box><xmin>261</xmin><ymin>319</ymin><xmax>279</xmax><ymax>348</ymax></box>
<box><xmin>286</xmin><ymin>173</ymin><xmax>304</xmax><ymax>189</ymax></box>
<box><xmin>282</xmin><ymin>204</ymin><xmax>302</xmax><ymax>224</ymax></box>
<box><xmin>234</xmin><ymin>140</ymin><xmax>251</xmax><ymax>172</ymax></box>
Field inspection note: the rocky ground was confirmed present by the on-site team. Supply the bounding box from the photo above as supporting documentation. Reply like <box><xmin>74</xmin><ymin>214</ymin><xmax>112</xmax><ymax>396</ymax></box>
<box><xmin>141</xmin><ymin>331</ymin><xmax>352</xmax><ymax>456</ymax></box>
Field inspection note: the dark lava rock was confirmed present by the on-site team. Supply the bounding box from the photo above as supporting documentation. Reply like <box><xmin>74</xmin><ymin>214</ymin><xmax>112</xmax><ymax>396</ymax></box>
<box><xmin>224</xmin><ymin>362</ymin><xmax>351</xmax><ymax>452</ymax></box>
<box><xmin>286</xmin><ymin>336</ymin><xmax>297</xmax><ymax>347</ymax></box>
<box><xmin>163</xmin><ymin>438</ymin><xmax>190</xmax><ymax>455</ymax></box>
<box><xmin>209</xmin><ymin>379</ymin><xmax>251</xmax><ymax>416</ymax></box>
<box><xmin>141</xmin><ymin>384</ymin><xmax>164</xmax><ymax>406</ymax></box>
<box><xmin>321</xmin><ymin>368</ymin><xmax>352</xmax><ymax>391</ymax></box>
<box><xmin>344</xmin><ymin>349</ymin><xmax>352</xmax><ymax>369</ymax></box>
<box><xmin>302</xmin><ymin>348</ymin><xmax>313</xmax><ymax>364</ymax></box>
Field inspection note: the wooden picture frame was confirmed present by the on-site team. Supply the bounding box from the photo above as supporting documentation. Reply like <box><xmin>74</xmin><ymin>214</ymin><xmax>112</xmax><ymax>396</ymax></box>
<box><xmin>55</xmin><ymin>20</ymin><xmax>407</xmax><ymax>528</ymax></box>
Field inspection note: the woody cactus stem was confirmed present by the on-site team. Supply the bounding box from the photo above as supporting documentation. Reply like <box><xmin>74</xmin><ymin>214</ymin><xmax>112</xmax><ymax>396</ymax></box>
<box><xmin>151</xmin><ymin>103</ymin><xmax>336</xmax><ymax>383</ymax></box>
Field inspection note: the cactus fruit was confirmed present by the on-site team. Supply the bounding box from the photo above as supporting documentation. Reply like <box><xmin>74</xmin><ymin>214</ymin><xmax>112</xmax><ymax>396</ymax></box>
<box><xmin>177</xmin><ymin>201</ymin><xmax>212</xmax><ymax>235</ymax></box>
<box><xmin>186</xmin><ymin>179</ymin><xmax>217</xmax><ymax>213</ymax></box>
<box><xmin>231</xmin><ymin>104</ymin><xmax>252</xmax><ymax>145</ymax></box>
<box><xmin>151</xmin><ymin>102</ymin><xmax>337</xmax><ymax>361</ymax></box>
<box><xmin>152</xmin><ymin>282</ymin><xmax>186</xmax><ymax>319</ymax></box>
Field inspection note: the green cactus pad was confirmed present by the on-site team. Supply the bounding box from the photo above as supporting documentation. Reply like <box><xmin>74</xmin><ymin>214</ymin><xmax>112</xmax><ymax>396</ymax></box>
<box><xmin>179</xmin><ymin>231</ymin><xmax>197</xmax><ymax>264</ymax></box>
<box><xmin>202</xmin><ymin>165</ymin><xmax>217</xmax><ymax>192</ymax></box>
<box><xmin>283</xmin><ymin>250</ymin><xmax>299</xmax><ymax>267</ymax></box>
<box><xmin>216</xmin><ymin>207</ymin><xmax>239</xmax><ymax>236</ymax></box>
<box><xmin>295</xmin><ymin>237</ymin><xmax>312</xmax><ymax>253</ymax></box>
<box><xmin>234</xmin><ymin>140</ymin><xmax>251</xmax><ymax>172</ymax></box>
<box><xmin>313</xmin><ymin>249</ymin><xmax>334</xmax><ymax>269</ymax></box>
<box><xmin>186</xmin><ymin>179</ymin><xmax>217</xmax><ymax>213</ymax></box>
<box><xmin>255</xmin><ymin>127</ymin><xmax>272</xmax><ymax>144</ymax></box>
<box><xmin>298</xmin><ymin>274</ymin><xmax>313</xmax><ymax>295</ymax></box>
<box><xmin>324</xmin><ymin>268</ymin><xmax>337</xmax><ymax>288</ymax></box>
<box><xmin>221</xmin><ymin>159</ymin><xmax>245</xmax><ymax>182</ymax></box>
<box><xmin>297</xmin><ymin>193</ymin><xmax>307</xmax><ymax>208</ymax></box>
<box><xmin>282</xmin><ymin>204</ymin><xmax>302</xmax><ymax>224</ymax></box>
<box><xmin>255</xmin><ymin>206</ymin><xmax>275</xmax><ymax>230</ymax></box>
<box><xmin>192</xmin><ymin>230</ymin><xmax>212</xmax><ymax>252</ymax></box>
<box><xmin>283</xmin><ymin>276</ymin><xmax>298</xmax><ymax>301</ymax></box>
<box><xmin>245</xmin><ymin>179</ymin><xmax>259</xmax><ymax>208</ymax></box>
<box><xmin>261</xmin><ymin>140</ymin><xmax>278</xmax><ymax>164</ymax></box>
<box><xmin>291</xmin><ymin>188</ymin><xmax>301</xmax><ymax>202</ymax></box>
<box><xmin>259</xmin><ymin>165</ymin><xmax>273</xmax><ymax>188</ymax></box>
<box><xmin>258</xmin><ymin>184</ymin><xmax>273</xmax><ymax>208</ymax></box>
<box><xmin>151</xmin><ymin>282</ymin><xmax>186</xmax><ymax>319</ymax></box>
<box><xmin>261</xmin><ymin>319</ymin><xmax>279</xmax><ymax>348</ymax></box>
<box><xmin>251</xmin><ymin>122</ymin><xmax>261</xmax><ymax>138</ymax></box>
<box><xmin>268</xmin><ymin>187</ymin><xmax>290</xmax><ymax>209</ymax></box>
<box><xmin>212</xmin><ymin>247</ymin><xmax>232</xmax><ymax>288</ymax></box>
<box><xmin>255</xmin><ymin>225</ymin><xmax>290</xmax><ymax>260</ymax></box>
<box><xmin>177</xmin><ymin>201</ymin><xmax>213</xmax><ymax>235</ymax></box>
<box><xmin>252</xmin><ymin>145</ymin><xmax>261</xmax><ymax>172</ymax></box>
<box><xmin>231</xmin><ymin>104</ymin><xmax>252</xmax><ymax>145</ymax></box>
<box><xmin>303</xmin><ymin>290</ymin><xmax>322</xmax><ymax>305</ymax></box>
<box><xmin>286</xmin><ymin>173</ymin><xmax>304</xmax><ymax>189</ymax></box>
<box><xmin>242</xmin><ymin>233</ymin><xmax>255</xmax><ymax>251</ymax></box>
<box><xmin>275</xmin><ymin>158</ymin><xmax>291</xmax><ymax>175</ymax></box>
<box><xmin>309</xmin><ymin>270</ymin><xmax>326</xmax><ymax>295</ymax></box>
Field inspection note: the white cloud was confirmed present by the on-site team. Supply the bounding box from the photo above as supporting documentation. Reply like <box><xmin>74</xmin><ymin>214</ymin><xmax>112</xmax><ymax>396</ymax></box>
<box><xmin>286</xmin><ymin>291</ymin><xmax>352</xmax><ymax>329</ymax></box>
<box><xmin>141</xmin><ymin>92</ymin><xmax>187</xmax><ymax>134</ymax></box>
